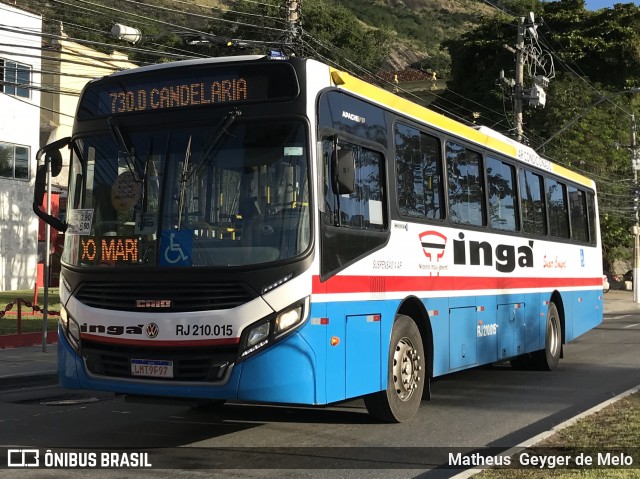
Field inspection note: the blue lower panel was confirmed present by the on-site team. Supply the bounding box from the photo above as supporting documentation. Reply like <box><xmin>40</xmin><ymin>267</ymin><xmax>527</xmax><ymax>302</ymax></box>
<box><xmin>237</xmin><ymin>333</ymin><xmax>317</xmax><ymax>404</ymax></box>
<box><xmin>58</xmin><ymin>328</ymin><xmax>318</xmax><ymax>404</ymax></box>
<box><xmin>345</xmin><ymin>314</ymin><xmax>381</xmax><ymax>398</ymax></box>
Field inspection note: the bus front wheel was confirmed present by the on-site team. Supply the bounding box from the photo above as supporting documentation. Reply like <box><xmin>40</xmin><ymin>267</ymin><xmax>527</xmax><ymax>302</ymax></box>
<box><xmin>364</xmin><ymin>315</ymin><xmax>425</xmax><ymax>423</ymax></box>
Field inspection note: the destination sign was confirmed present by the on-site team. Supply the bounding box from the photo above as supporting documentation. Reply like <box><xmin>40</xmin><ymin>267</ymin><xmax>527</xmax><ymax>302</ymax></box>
<box><xmin>80</xmin><ymin>237</ymin><xmax>139</xmax><ymax>265</ymax></box>
<box><xmin>78</xmin><ymin>62</ymin><xmax>300</xmax><ymax>119</ymax></box>
<box><xmin>109</xmin><ymin>78</ymin><xmax>249</xmax><ymax>114</ymax></box>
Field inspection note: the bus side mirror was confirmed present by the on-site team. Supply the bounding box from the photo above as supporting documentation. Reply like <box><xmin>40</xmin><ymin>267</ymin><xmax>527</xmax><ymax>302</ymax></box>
<box><xmin>49</xmin><ymin>149</ymin><xmax>63</xmax><ymax>177</ymax></box>
<box><xmin>333</xmin><ymin>148</ymin><xmax>355</xmax><ymax>195</ymax></box>
<box><xmin>33</xmin><ymin>138</ymin><xmax>70</xmax><ymax>232</ymax></box>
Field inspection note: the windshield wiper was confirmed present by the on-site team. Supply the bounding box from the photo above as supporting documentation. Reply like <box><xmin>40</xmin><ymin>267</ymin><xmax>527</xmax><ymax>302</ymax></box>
<box><xmin>176</xmin><ymin>109</ymin><xmax>241</xmax><ymax>230</ymax></box>
<box><xmin>177</xmin><ymin>134</ymin><xmax>192</xmax><ymax>230</ymax></box>
<box><xmin>108</xmin><ymin>117</ymin><xmax>143</xmax><ymax>182</ymax></box>
<box><xmin>185</xmin><ymin>109</ymin><xmax>241</xmax><ymax>183</ymax></box>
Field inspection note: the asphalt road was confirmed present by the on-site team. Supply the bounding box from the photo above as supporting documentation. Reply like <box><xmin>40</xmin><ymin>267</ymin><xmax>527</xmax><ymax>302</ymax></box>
<box><xmin>0</xmin><ymin>293</ymin><xmax>638</xmax><ymax>478</ymax></box>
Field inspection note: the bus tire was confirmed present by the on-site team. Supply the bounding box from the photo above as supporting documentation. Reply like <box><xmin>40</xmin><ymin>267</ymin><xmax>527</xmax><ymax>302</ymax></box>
<box><xmin>364</xmin><ymin>315</ymin><xmax>425</xmax><ymax>423</ymax></box>
<box><xmin>532</xmin><ymin>302</ymin><xmax>562</xmax><ymax>371</ymax></box>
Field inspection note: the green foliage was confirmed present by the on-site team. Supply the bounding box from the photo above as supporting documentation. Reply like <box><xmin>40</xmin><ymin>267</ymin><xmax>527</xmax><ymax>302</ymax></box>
<box><xmin>439</xmin><ymin>0</ymin><xmax>640</xmax><ymax>262</ymax></box>
<box><xmin>209</xmin><ymin>0</ymin><xmax>392</xmax><ymax>71</ymax></box>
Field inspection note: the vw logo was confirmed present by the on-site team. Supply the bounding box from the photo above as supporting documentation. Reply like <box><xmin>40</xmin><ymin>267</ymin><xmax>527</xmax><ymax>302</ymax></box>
<box><xmin>145</xmin><ymin>323</ymin><xmax>159</xmax><ymax>339</ymax></box>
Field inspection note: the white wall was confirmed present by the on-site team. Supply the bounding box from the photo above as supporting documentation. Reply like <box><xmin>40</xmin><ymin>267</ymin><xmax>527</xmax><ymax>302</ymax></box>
<box><xmin>0</xmin><ymin>3</ymin><xmax>42</xmax><ymax>291</ymax></box>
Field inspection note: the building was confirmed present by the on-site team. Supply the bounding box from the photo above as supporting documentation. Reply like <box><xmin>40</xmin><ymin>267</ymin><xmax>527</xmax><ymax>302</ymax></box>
<box><xmin>0</xmin><ymin>1</ymin><xmax>136</xmax><ymax>291</ymax></box>
<box><xmin>0</xmin><ymin>3</ymin><xmax>42</xmax><ymax>291</ymax></box>
<box><xmin>40</xmin><ymin>26</ymin><xmax>137</xmax><ymax>186</ymax></box>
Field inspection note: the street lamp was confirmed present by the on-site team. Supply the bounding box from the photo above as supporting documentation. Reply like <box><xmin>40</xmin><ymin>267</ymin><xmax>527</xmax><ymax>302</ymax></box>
<box><xmin>111</xmin><ymin>24</ymin><xmax>142</xmax><ymax>45</ymax></box>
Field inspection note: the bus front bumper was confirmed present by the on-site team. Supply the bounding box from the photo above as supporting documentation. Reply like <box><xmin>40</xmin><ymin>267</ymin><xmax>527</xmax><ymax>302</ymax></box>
<box><xmin>57</xmin><ymin>325</ymin><xmax>318</xmax><ymax>405</ymax></box>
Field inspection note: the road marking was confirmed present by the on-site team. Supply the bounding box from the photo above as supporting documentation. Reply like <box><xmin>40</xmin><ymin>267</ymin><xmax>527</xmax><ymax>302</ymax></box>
<box><xmin>624</xmin><ymin>323</ymin><xmax>640</xmax><ymax>329</ymax></box>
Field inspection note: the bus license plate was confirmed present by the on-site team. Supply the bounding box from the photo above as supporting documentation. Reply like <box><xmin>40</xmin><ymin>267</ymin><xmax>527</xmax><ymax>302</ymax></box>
<box><xmin>131</xmin><ymin>359</ymin><xmax>174</xmax><ymax>378</ymax></box>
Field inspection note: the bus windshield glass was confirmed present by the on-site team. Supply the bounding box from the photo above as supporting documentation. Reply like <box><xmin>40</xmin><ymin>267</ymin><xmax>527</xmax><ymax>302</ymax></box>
<box><xmin>62</xmin><ymin>119</ymin><xmax>310</xmax><ymax>268</ymax></box>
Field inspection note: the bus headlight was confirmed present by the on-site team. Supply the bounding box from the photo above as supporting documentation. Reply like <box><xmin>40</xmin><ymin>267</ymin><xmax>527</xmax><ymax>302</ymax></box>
<box><xmin>60</xmin><ymin>307</ymin><xmax>81</xmax><ymax>352</ymax></box>
<box><xmin>239</xmin><ymin>320</ymin><xmax>270</xmax><ymax>360</ymax></box>
<box><xmin>275</xmin><ymin>298</ymin><xmax>308</xmax><ymax>336</ymax></box>
<box><xmin>247</xmin><ymin>322</ymin><xmax>270</xmax><ymax>348</ymax></box>
<box><xmin>238</xmin><ymin>297</ymin><xmax>309</xmax><ymax>361</ymax></box>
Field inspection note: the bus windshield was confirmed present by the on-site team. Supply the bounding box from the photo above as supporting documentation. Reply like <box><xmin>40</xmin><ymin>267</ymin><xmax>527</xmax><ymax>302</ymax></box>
<box><xmin>62</xmin><ymin>118</ymin><xmax>310</xmax><ymax>268</ymax></box>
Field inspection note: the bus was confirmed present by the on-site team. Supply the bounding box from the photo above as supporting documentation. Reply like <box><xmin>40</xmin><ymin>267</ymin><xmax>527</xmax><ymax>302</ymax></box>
<box><xmin>34</xmin><ymin>54</ymin><xmax>604</xmax><ymax>422</ymax></box>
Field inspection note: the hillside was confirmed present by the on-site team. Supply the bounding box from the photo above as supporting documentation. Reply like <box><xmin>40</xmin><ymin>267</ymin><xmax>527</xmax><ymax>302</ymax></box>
<box><xmin>337</xmin><ymin>0</ymin><xmax>498</xmax><ymax>72</ymax></box>
<box><xmin>10</xmin><ymin>0</ymin><xmax>496</xmax><ymax>77</ymax></box>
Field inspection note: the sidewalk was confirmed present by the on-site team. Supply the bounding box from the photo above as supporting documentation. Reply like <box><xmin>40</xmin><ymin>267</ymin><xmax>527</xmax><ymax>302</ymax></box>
<box><xmin>603</xmin><ymin>288</ymin><xmax>640</xmax><ymax>314</ymax></box>
<box><xmin>0</xmin><ymin>344</ymin><xmax>57</xmax><ymax>388</ymax></box>
<box><xmin>0</xmin><ymin>290</ymin><xmax>638</xmax><ymax>387</ymax></box>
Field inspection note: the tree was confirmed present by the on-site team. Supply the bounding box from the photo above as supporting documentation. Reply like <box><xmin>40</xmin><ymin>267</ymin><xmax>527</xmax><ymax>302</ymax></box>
<box><xmin>439</xmin><ymin>0</ymin><xmax>640</xmax><ymax>264</ymax></box>
<box><xmin>209</xmin><ymin>0</ymin><xmax>392</xmax><ymax>72</ymax></box>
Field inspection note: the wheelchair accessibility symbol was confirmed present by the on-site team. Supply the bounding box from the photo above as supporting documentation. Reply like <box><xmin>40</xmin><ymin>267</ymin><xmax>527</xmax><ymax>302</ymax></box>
<box><xmin>160</xmin><ymin>230</ymin><xmax>192</xmax><ymax>266</ymax></box>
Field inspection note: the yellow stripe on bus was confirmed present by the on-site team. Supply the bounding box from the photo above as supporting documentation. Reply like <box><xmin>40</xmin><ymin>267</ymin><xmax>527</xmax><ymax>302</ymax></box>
<box><xmin>551</xmin><ymin>164</ymin><xmax>595</xmax><ymax>189</ymax></box>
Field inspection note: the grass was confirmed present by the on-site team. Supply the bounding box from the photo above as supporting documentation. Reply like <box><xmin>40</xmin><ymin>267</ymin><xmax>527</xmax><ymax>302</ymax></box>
<box><xmin>0</xmin><ymin>288</ymin><xmax>61</xmax><ymax>335</ymax></box>
<box><xmin>475</xmin><ymin>391</ymin><xmax>640</xmax><ymax>478</ymax></box>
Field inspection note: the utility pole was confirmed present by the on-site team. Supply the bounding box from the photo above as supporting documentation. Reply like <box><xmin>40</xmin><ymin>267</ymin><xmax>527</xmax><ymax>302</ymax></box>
<box><xmin>285</xmin><ymin>0</ymin><xmax>302</xmax><ymax>51</ymax></box>
<box><xmin>501</xmin><ymin>13</ymin><xmax>549</xmax><ymax>144</ymax></box>
<box><xmin>514</xmin><ymin>17</ymin><xmax>525</xmax><ymax>143</ymax></box>
<box><xmin>631</xmin><ymin>113</ymin><xmax>640</xmax><ymax>304</ymax></box>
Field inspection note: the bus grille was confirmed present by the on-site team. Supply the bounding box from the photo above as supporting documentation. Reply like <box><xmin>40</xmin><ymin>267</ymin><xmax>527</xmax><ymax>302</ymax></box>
<box><xmin>83</xmin><ymin>341</ymin><xmax>237</xmax><ymax>382</ymax></box>
<box><xmin>75</xmin><ymin>281</ymin><xmax>256</xmax><ymax>312</ymax></box>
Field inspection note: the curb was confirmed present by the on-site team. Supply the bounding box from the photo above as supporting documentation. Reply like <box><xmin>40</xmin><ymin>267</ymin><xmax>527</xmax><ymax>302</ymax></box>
<box><xmin>0</xmin><ymin>331</ymin><xmax>57</xmax><ymax>349</ymax></box>
<box><xmin>450</xmin><ymin>384</ymin><xmax>640</xmax><ymax>479</ymax></box>
<box><xmin>0</xmin><ymin>371</ymin><xmax>59</xmax><ymax>390</ymax></box>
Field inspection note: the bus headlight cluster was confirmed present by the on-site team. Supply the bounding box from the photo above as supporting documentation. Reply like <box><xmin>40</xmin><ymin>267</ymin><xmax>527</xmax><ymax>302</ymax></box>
<box><xmin>238</xmin><ymin>297</ymin><xmax>309</xmax><ymax>361</ymax></box>
<box><xmin>60</xmin><ymin>307</ymin><xmax>81</xmax><ymax>352</ymax></box>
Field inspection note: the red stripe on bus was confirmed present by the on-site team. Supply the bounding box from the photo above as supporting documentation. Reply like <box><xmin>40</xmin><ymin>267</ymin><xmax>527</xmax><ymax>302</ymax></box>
<box><xmin>80</xmin><ymin>334</ymin><xmax>240</xmax><ymax>347</ymax></box>
<box><xmin>312</xmin><ymin>275</ymin><xmax>602</xmax><ymax>294</ymax></box>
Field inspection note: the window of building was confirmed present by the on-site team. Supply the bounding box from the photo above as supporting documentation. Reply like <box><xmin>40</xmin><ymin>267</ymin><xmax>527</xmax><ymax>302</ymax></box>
<box><xmin>487</xmin><ymin>157</ymin><xmax>518</xmax><ymax>231</ymax></box>
<box><xmin>0</xmin><ymin>142</ymin><xmax>29</xmax><ymax>180</ymax></box>
<box><xmin>446</xmin><ymin>141</ymin><xmax>485</xmax><ymax>226</ymax></box>
<box><xmin>519</xmin><ymin>169</ymin><xmax>547</xmax><ymax>236</ymax></box>
<box><xmin>395</xmin><ymin>123</ymin><xmax>444</xmax><ymax>220</ymax></box>
<box><xmin>1</xmin><ymin>58</ymin><xmax>31</xmax><ymax>98</ymax></box>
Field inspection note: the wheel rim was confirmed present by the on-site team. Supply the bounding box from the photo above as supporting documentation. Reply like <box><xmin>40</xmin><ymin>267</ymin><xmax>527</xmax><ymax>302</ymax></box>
<box><xmin>392</xmin><ymin>336</ymin><xmax>421</xmax><ymax>401</ymax></box>
<box><xmin>548</xmin><ymin>313</ymin><xmax>559</xmax><ymax>357</ymax></box>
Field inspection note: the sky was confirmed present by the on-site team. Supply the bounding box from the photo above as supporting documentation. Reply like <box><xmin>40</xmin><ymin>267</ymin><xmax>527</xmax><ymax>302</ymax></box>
<box><xmin>585</xmin><ymin>0</ymin><xmax>640</xmax><ymax>9</ymax></box>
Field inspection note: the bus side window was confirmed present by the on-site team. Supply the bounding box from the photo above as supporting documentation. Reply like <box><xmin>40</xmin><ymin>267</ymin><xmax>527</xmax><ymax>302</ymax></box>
<box><xmin>446</xmin><ymin>141</ymin><xmax>485</xmax><ymax>227</ymax></box>
<box><xmin>322</xmin><ymin>138</ymin><xmax>386</xmax><ymax>230</ymax></box>
<box><xmin>395</xmin><ymin>123</ymin><xmax>444</xmax><ymax>220</ymax></box>
<box><xmin>546</xmin><ymin>178</ymin><xmax>570</xmax><ymax>239</ymax></box>
<box><xmin>587</xmin><ymin>191</ymin><xmax>597</xmax><ymax>244</ymax></box>
<box><xmin>568</xmin><ymin>186</ymin><xmax>589</xmax><ymax>242</ymax></box>
<box><xmin>487</xmin><ymin>157</ymin><xmax>518</xmax><ymax>232</ymax></box>
<box><xmin>519</xmin><ymin>169</ymin><xmax>547</xmax><ymax>236</ymax></box>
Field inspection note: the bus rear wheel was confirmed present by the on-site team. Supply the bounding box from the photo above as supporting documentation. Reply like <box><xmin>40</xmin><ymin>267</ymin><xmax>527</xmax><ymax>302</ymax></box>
<box><xmin>511</xmin><ymin>302</ymin><xmax>562</xmax><ymax>371</ymax></box>
<box><xmin>532</xmin><ymin>302</ymin><xmax>561</xmax><ymax>370</ymax></box>
<box><xmin>364</xmin><ymin>315</ymin><xmax>425</xmax><ymax>423</ymax></box>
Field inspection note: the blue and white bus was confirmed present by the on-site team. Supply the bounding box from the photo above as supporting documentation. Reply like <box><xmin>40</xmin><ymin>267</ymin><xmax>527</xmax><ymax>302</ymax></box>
<box><xmin>35</xmin><ymin>54</ymin><xmax>604</xmax><ymax>422</ymax></box>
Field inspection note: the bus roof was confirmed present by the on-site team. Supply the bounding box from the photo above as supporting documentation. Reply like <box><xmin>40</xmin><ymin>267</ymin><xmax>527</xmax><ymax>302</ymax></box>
<box><xmin>329</xmin><ymin>68</ymin><xmax>595</xmax><ymax>190</ymax></box>
<box><xmin>107</xmin><ymin>55</ymin><xmax>268</xmax><ymax>78</ymax></box>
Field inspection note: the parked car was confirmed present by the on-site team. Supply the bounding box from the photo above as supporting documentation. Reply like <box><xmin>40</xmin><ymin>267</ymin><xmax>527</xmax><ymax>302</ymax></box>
<box><xmin>603</xmin><ymin>274</ymin><xmax>610</xmax><ymax>293</ymax></box>
<box><xmin>623</xmin><ymin>270</ymin><xmax>634</xmax><ymax>290</ymax></box>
